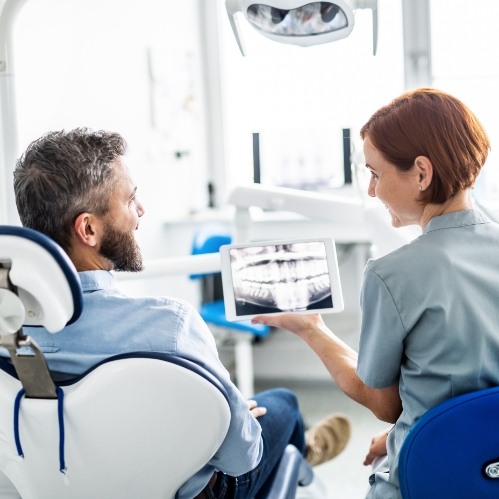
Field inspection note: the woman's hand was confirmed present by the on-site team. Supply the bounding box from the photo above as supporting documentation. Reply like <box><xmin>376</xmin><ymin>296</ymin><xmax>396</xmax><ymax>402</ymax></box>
<box><xmin>251</xmin><ymin>313</ymin><xmax>327</xmax><ymax>339</ymax></box>
<box><xmin>363</xmin><ymin>428</ymin><xmax>390</xmax><ymax>466</ymax></box>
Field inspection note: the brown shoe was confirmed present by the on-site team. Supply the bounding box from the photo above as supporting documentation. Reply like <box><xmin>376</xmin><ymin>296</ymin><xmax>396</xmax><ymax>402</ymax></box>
<box><xmin>305</xmin><ymin>413</ymin><xmax>351</xmax><ymax>466</ymax></box>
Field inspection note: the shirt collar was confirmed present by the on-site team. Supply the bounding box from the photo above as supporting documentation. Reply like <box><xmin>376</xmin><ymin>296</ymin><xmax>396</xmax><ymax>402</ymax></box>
<box><xmin>78</xmin><ymin>270</ymin><xmax>116</xmax><ymax>292</ymax></box>
<box><xmin>423</xmin><ymin>208</ymin><xmax>490</xmax><ymax>235</ymax></box>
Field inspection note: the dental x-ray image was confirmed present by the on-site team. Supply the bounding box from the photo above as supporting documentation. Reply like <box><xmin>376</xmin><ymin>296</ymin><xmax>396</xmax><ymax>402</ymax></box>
<box><xmin>229</xmin><ymin>241</ymin><xmax>333</xmax><ymax>316</ymax></box>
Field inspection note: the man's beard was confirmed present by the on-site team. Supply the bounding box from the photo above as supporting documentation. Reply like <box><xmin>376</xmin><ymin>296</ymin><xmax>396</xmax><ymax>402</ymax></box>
<box><xmin>100</xmin><ymin>222</ymin><xmax>144</xmax><ymax>272</ymax></box>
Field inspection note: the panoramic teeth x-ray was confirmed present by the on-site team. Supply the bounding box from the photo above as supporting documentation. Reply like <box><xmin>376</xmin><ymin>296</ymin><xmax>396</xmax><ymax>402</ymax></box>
<box><xmin>230</xmin><ymin>241</ymin><xmax>333</xmax><ymax>314</ymax></box>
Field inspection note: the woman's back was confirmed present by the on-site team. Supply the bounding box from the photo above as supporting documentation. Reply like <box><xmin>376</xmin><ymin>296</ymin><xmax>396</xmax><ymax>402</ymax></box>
<box><xmin>359</xmin><ymin>209</ymin><xmax>499</xmax><ymax>498</ymax></box>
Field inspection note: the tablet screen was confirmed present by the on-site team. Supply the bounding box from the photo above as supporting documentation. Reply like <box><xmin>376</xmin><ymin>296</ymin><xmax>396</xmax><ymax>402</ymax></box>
<box><xmin>220</xmin><ymin>238</ymin><xmax>344</xmax><ymax>321</ymax></box>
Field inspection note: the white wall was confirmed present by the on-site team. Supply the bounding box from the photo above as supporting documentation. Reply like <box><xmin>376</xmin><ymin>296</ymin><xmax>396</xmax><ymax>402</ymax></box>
<box><xmin>10</xmin><ymin>0</ymin><xmax>210</xmax><ymax>259</ymax></box>
<box><xmin>430</xmin><ymin>0</ymin><xmax>499</xmax><ymax>205</ymax></box>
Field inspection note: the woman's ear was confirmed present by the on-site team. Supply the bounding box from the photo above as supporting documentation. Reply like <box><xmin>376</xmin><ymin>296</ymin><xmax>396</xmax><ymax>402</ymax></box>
<box><xmin>73</xmin><ymin>213</ymin><xmax>99</xmax><ymax>247</ymax></box>
<box><xmin>415</xmin><ymin>156</ymin><xmax>433</xmax><ymax>191</ymax></box>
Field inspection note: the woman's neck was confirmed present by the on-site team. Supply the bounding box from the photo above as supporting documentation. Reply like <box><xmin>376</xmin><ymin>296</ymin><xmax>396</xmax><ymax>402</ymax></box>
<box><xmin>419</xmin><ymin>189</ymin><xmax>472</xmax><ymax>228</ymax></box>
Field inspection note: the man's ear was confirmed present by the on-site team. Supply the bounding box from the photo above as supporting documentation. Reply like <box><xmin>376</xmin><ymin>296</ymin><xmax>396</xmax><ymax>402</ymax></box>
<box><xmin>414</xmin><ymin>156</ymin><xmax>433</xmax><ymax>191</ymax></box>
<box><xmin>73</xmin><ymin>213</ymin><xmax>99</xmax><ymax>247</ymax></box>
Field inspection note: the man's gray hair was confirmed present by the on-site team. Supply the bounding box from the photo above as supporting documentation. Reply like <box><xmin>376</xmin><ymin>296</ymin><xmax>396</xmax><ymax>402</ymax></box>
<box><xmin>14</xmin><ymin>127</ymin><xmax>127</xmax><ymax>252</ymax></box>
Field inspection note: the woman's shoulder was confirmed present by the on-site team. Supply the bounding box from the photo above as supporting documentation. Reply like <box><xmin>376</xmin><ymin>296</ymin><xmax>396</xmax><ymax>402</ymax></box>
<box><xmin>365</xmin><ymin>234</ymin><xmax>451</xmax><ymax>285</ymax></box>
<box><xmin>366</xmin><ymin>235</ymin><xmax>429</xmax><ymax>268</ymax></box>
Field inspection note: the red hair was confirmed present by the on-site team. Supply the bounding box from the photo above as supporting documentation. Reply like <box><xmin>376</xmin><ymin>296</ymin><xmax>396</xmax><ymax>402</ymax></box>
<box><xmin>360</xmin><ymin>88</ymin><xmax>490</xmax><ymax>203</ymax></box>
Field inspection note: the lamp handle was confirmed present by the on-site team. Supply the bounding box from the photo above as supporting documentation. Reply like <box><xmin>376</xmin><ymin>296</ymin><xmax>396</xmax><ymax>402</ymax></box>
<box><xmin>225</xmin><ymin>0</ymin><xmax>246</xmax><ymax>56</ymax></box>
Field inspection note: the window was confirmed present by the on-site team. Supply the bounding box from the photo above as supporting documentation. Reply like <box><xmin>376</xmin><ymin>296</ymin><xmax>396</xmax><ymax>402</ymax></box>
<box><xmin>430</xmin><ymin>0</ymin><xmax>499</xmax><ymax>209</ymax></box>
<box><xmin>216</xmin><ymin>0</ymin><xmax>405</xmax><ymax>197</ymax></box>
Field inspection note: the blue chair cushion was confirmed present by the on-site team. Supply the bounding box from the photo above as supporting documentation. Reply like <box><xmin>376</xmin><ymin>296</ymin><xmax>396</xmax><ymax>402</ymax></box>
<box><xmin>190</xmin><ymin>223</ymin><xmax>232</xmax><ymax>280</ymax></box>
<box><xmin>200</xmin><ymin>300</ymin><xmax>270</xmax><ymax>336</ymax></box>
<box><xmin>399</xmin><ymin>386</ymin><xmax>499</xmax><ymax>499</ymax></box>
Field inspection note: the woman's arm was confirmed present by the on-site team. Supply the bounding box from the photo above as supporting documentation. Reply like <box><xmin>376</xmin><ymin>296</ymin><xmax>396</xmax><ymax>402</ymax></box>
<box><xmin>252</xmin><ymin>313</ymin><xmax>402</xmax><ymax>423</ymax></box>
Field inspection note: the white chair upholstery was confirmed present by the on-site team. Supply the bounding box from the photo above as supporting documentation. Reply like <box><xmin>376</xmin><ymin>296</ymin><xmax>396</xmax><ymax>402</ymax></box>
<box><xmin>0</xmin><ymin>354</ymin><xmax>231</xmax><ymax>499</ymax></box>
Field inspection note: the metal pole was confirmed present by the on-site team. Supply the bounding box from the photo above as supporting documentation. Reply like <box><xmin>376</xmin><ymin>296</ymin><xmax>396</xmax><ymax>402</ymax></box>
<box><xmin>401</xmin><ymin>0</ymin><xmax>433</xmax><ymax>90</ymax></box>
<box><xmin>0</xmin><ymin>0</ymin><xmax>27</xmax><ymax>225</ymax></box>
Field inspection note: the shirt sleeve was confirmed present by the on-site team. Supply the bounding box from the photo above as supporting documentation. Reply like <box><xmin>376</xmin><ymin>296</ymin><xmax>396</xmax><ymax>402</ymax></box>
<box><xmin>357</xmin><ymin>264</ymin><xmax>407</xmax><ymax>389</ymax></box>
<box><xmin>175</xmin><ymin>301</ymin><xmax>263</xmax><ymax>475</ymax></box>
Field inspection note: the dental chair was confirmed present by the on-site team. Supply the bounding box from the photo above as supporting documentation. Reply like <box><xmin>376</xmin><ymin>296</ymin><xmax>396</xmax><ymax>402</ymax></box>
<box><xmin>398</xmin><ymin>386</ymin><xmax>499</xmax><ymax>498</ymax></box>
<box><xmin>0</xmin><ymin>225</ymin><xmax>317</xmax><ymax>498</ymax></box>
<box><xmin>190</xmin><ymin>222</ymin><xmax>270</xmax><ymax>398</ymax></box>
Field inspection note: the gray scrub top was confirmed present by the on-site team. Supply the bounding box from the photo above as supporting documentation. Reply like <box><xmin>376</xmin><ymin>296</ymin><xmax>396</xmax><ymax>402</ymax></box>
<box><xmin>357</xmin><ymin>209</ymin><xmax>499</xmax><ymax>499</ymax></box>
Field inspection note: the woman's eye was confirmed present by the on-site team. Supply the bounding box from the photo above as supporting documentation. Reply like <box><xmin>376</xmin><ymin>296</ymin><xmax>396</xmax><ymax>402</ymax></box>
<box><xmin>371</xmin><ymin>171</ymin><xmax>379</xmax><ymax>180</ymax></box>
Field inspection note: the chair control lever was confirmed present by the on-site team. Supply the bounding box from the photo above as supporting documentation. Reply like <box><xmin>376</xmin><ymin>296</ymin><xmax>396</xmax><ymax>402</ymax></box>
<box><xmin>0</xmin><ymin>267</ymin><xmax>57</xmax><ymax>399</ymax></box>
<box><xmin>0</xmin><ymin>332</ymin><xmax>57</xmax><ymax>399</ymax></box>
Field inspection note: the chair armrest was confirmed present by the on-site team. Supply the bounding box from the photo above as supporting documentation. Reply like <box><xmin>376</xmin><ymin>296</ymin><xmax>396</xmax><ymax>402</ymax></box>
<box><xmin>265</xmin><ymin>444</ymin><xmax>314</xmax><ymax>499</ymax></box>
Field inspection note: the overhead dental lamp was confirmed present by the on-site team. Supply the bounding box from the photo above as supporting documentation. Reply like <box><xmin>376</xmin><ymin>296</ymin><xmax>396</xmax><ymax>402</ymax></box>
<box><xmin>225</xmin><ymin>0</ymin><xmax>378</xmax><ymax>56</ymax></box>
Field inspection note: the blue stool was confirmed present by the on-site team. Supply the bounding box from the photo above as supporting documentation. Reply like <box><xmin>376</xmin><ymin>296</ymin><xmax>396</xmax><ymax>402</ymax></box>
<box><xmin>190</xmin><ymin>223</ymin><xmax>270</xmax><ymax>397</ymax></box>
<box><xmin>399</xmin><ymin>386</ymin><xmax>499</xmax><ymax>498</ymax></box>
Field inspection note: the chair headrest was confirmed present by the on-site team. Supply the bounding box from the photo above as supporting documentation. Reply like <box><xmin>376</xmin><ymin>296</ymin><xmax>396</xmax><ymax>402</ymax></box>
<box><xmin>0</xmin><ymin>226</ymin><xmax>83</xmax><ymax>333</ymax></box>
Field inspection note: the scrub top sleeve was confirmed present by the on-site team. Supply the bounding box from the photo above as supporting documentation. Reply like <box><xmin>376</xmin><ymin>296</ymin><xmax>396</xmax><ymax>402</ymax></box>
<box><xmin>357</xmin><ymin>267</ymin><xmax>406</xmax><ymax>388</ymax></box>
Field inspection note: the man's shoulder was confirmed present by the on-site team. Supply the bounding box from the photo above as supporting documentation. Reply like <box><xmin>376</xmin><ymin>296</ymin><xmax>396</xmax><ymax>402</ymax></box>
<box><xmin>94</xmin><ymin>290</ymin><xmax>193</xmax><ymax>310</ymax></box>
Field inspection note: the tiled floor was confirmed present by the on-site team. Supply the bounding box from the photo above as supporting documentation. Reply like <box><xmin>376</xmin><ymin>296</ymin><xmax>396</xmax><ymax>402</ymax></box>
<box><xmin>254</xmin><ymin>379</ymin><xmax>389</xmax><ymax>499</ymax></box>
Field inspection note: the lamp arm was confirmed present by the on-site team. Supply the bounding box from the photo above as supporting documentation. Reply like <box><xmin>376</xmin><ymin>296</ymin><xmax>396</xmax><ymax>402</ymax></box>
<box><xmin>372</xmin><ymin>1</ymin><xmax>378</xmax><ymax>55</ymax></box>
<box><xmin>353</xmin><ymin>0</ymin><xmax>378</xmax><ymax>55</ymax></box>
<box><xmin>228</xmin><ymin>183</ymin><xmax>365</xmax><ymax>227</ymax></box>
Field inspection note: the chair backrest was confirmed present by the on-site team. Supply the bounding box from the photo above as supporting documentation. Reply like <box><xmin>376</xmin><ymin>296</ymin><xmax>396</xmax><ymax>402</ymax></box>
<box><xmin>398</xmin><ymin>386</ymin><xmax>499</xmax><ymax>499</ymax></box>
<box><xmin>0</xmin><ymin>353</ymin><xmax>231</xmax><ymax>499</ymax></box>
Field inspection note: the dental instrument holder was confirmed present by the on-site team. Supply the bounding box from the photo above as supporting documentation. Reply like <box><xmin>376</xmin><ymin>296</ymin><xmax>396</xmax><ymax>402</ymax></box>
<box><xmin>229</xmin><ymin>183</ymin><xmax>420</xmax><ymax>263</ymax></box>
<box><xmin>230</xmin><ymin>183</ymin><xmax>366</xmax><ymax>244</ymax></box>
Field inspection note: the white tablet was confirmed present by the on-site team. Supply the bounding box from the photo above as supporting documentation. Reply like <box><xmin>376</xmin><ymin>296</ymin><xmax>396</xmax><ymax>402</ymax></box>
<box><xmin>220</xmin><ymin>238</ymin><xmax>344</xmax><ymax>321</ymax></box>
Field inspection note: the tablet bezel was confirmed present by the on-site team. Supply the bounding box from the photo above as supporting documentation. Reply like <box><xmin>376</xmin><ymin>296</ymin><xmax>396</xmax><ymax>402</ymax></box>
<box><xmin>220</xmin><ymin>237</ymin><xmax>344</xmax><ymax>321</ymax></box>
